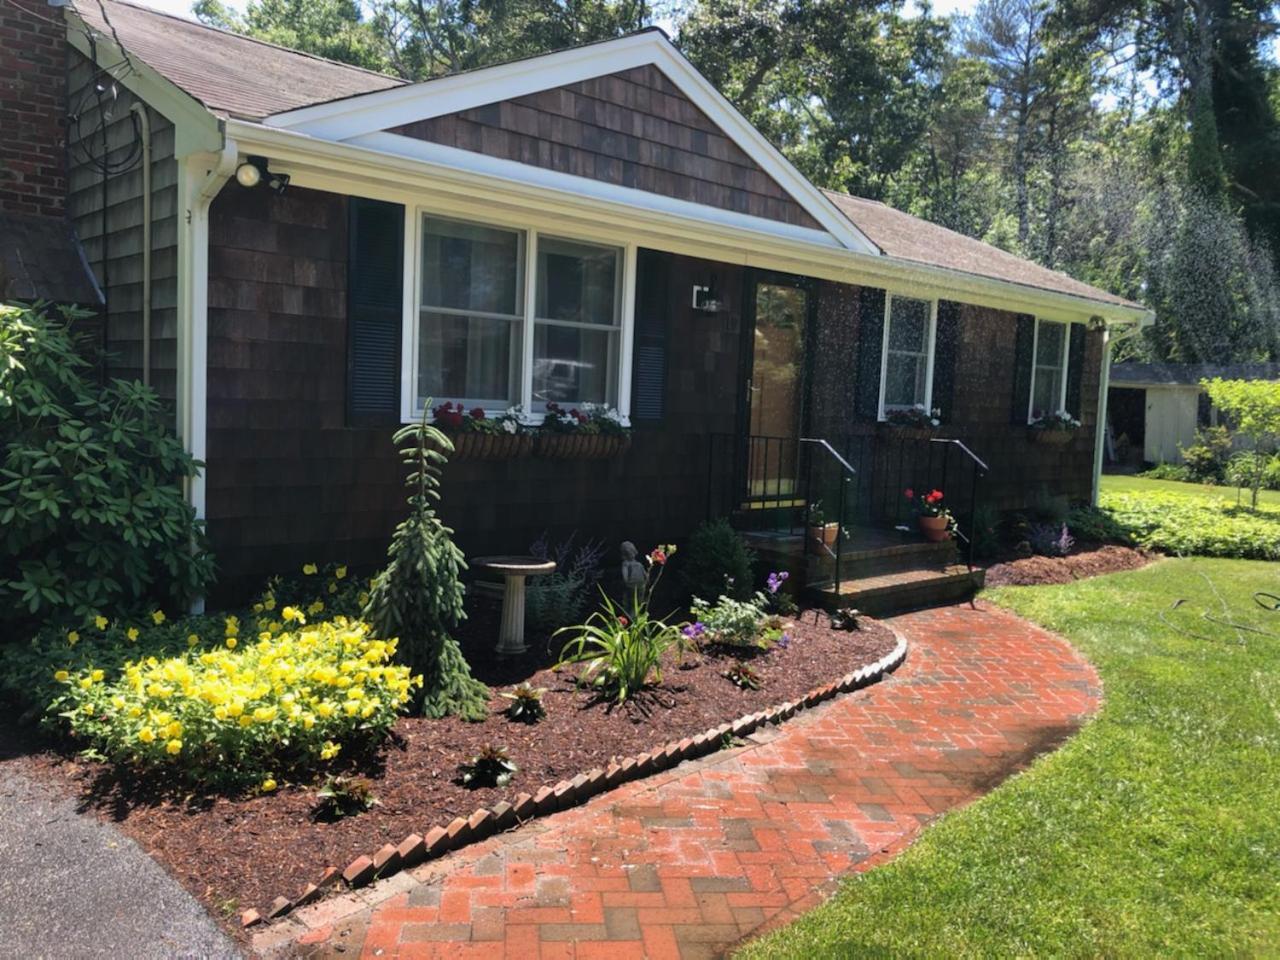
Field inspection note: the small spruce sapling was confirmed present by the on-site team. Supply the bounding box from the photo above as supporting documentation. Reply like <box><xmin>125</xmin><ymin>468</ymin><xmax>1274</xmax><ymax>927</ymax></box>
<box><xmin>363</xmin><ymin>407</ymin><xmax>489</xmax><ymax>720</ymax></box>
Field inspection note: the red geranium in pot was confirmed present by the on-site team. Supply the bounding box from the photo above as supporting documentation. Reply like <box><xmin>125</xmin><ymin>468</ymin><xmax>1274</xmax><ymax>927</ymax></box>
<box><xmin>905</xmin><ymin>487</ymin><xmax>953</xmax><ymax>542</ymax></box>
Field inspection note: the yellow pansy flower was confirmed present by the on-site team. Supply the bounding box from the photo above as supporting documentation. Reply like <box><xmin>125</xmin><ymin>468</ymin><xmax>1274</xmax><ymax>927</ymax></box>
<box><xmin>319</xmin><ymin>741</ymin><xmax>341</xmax><ymax>760</ymax></box>
<box><xmin>261</xmin><ymin>777</ymin><xmax>277</xmax><ymax>792</ymax></box>
<box><xmin>303</xmin><ymin>563</ymin><xmax>318</xmax><ymax>575</ymax></box>
<box><xmin>226</xmin><ymin>637</ymin><xmax>237</xmax><ymax>649</ymax></box>
<box><xmin>126</xmin><ymin>627</ymin><xmax>139</xmax><ymax>642</ymax></box>
<box><xmin>94</xmin><ymin>615</ymin><xmax>108</xmax><ymax>630</ymax></box>
<box><xmin>335</xmin><ymin>565</ymin><xmax>347</xmax><ymax>580</ymax></box>
<box><xmin>151</xmin><ymin>610</ymin><xmax>166</xmax><ymax>625</ymax></box>
<box><xmin>78</xmin><ymin>677</ymin><xmax>93</xmax><ymax>690</ymax></box>
<box><xmin>54</xmin><ymin>669</ymin><xmax>69</xmax><ymax>682</ymax></box>
<box><xmin>165</xmin><ymin>739</ymin><xmax>182</xmax><ymax>755</ymax></box>
<box><xmin>67</xmin><ymin>630</ymin><xmax>79</xmax><ymax>646</ymax></box>
<box><xmin>187</xmin><ymin>634</ymin><xmax>199</xmax><ymax>647</ymax></box>
<box><xmin>81</xmin><ymin>703</ymin><xmax>94</xmax><ymax>715</ymax></box>
<box><xmin>137</xmin><ymin>727</ymin><xmax>155</xmax><ymax>743</ymax></box>
<box><xmin>91</xmin><ymin>669</ymin><xmax>104</xmax><ymax>682</ymax></box>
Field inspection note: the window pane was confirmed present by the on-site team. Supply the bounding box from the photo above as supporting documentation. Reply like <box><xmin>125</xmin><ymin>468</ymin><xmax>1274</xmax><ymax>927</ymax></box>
<box><xmin>887</xmin><ymin>297</ymin><xmax>929</xmax><ymax>351</ymax></box>
<box><xmin>421</xmin><ymin>217</ymin><xmax>521</xmax><ymax>316</ymax></box>
<box><xmin>1032</xmin><ymin>366</ymin><xmax>1063</xmax><ymax>417</ymax></box>
<box><xmin>418</xmin><ymin>311</ymin><xmax>516</xmax><ymax>407</ymax></box>
<box><xmin>1035</xmin><ymin>321</ymin><xmax>1065</xmax><ymax>366</ymax></box>
<box><xmin>533</xmin><ymin>324</ymin><xmax>617</xmax><ymax>406</ymax></box>
<box><xmin>884</xmin><ymin>353</ymin><xmax>924</xmax><ymax>408</ymax></box>
<box><xmin>536</xmin><ymin>237</ymin><xmax>619</xmax><ymax>326</ymax></box>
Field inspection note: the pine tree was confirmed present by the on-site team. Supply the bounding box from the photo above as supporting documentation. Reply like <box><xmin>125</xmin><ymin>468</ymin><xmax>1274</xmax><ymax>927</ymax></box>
<box><xmin>363</xmin><ymin>411</ymin><xmax>488</xmax><ymax>720</ymax></box>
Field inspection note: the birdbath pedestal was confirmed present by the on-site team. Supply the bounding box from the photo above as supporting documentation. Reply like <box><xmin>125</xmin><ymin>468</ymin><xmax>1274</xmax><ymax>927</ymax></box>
<box><xmin>473</xmin><ymin>556</ymin><xmax>557</xmax><ymax>656</ymax></box>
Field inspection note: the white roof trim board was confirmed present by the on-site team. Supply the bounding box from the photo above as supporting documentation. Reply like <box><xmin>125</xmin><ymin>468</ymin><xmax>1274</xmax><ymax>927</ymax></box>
<box><xmin>264</xmin><ymin>31</ymin><xmax>879</xmax><ymax>255</ymax></box>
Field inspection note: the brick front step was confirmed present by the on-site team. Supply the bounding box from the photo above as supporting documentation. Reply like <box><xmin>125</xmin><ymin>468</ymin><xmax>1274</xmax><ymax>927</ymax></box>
<box><xmin>808</xmin><ymin>565</ymin><xmax>985</xmax><ymax>616</ymax></box>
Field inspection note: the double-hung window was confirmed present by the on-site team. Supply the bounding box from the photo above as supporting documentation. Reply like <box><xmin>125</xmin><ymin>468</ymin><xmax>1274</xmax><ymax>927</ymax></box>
<box><xmin>533</xmin><ymin>236</ymin><xmax>622</xmax><ymax>409</ymax></box>
<box><xmin>417</xmin><ymin>216</ymin><xmax>524</xmax><ymax>409</ymax></box>
<box><xmin>411</xmin><ymin>213</ymin><xmax>627</xmax><ymax>418</ymax></box>
<box><xmin>1029</xmin><ymin>318</ymin><xmax>1069</xmax><ymax>420</ymax></box>
<box><xmin>879</xmin><ymin>294</ymin><xmax>937</xmax><ymax>417</ymax></box>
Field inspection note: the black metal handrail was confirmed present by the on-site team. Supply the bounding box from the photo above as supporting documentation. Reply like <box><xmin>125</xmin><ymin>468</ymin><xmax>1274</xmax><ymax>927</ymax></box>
<box><xmin>927</xmin><ymin>438</ymin><xmax>987</xmax><ymax>571</ymax></box>
<box><xmin>800</xmin><ymin>437</ymin><xmax>857</xmax><ymax>586</ymax></box>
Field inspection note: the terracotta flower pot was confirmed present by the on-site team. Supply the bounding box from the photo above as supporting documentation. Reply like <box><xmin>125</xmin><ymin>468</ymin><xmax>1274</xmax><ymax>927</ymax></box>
<box><xmin>535</xmin><ymin>432</ymin><xmax>632</xmax><ymax>460</ymax></box>
<box><xmin>807</xmin><ymin>522</ymin><xmax>839</xmax><ymax>555</ymax></box>
<box><xmin>448</xmin><ymin>432</ymin><xmax>533</xmax><ymax>461</ymax></box>
<box><xmin>918</xmin><ymin>514</ymin><xmax>951</xmax><ymax>542</ymax></box>
<box><xmin>1028</xmin><ymin>428</ymin><xmax>1074</xmax><ymax>446</ymax></box>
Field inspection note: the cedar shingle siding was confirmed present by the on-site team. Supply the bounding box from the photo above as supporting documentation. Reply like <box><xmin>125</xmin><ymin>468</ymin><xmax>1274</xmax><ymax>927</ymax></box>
<box><xmin>202</xmin><ymin>185</ymin><xmax>1100</xmax><ymax>598</ymax></box>
<box><xmin>66</xmin><ymin>48</ymin><xmax>179</xmax><ymax>403</ymax></box>
<box><xmin>390</xmin><ymin>65</ymin><xmax>821</xmax><ymax>229</ymax></box>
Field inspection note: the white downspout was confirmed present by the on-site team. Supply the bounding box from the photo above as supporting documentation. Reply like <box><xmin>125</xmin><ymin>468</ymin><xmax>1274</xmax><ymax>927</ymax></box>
<box><xmin>1091</xmin><ymin>316</ymin><xmax>1148</xmax><ymax>505</ymax></box>
<box><xmin>129</xmin><ymin>103</ymin><xmax>152</xmax><ymax>386</ymax></box>
<box><xmin>178</xmin><ymin>139</ymin><xmax>237</xmax><ymax>612</ymax></box>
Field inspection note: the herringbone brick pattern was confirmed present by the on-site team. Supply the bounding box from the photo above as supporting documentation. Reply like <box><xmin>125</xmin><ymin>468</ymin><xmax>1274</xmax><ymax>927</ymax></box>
<box><xmin>273</xmin><ymin>602</ymin><xmax>1100</xmax><ymax>959</ymax></box>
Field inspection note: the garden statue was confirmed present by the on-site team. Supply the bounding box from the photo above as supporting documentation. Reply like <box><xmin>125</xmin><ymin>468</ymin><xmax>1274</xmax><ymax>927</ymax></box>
<box><xmin>620</xmin><ymin>540</ymin><xmax>647</xmax><ymax>591</ymax></box>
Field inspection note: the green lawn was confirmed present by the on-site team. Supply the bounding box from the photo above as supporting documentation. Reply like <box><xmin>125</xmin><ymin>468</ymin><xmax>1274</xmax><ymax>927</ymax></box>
<box><xmin>1101</xmin><ymin>472</ymin><xmax>1280</xmax><ymax>507</ymax></box>
<box><xmin>739</xmin><ymin>559</ymin><xmax>1280</xmax><ymax>958</ymax></box>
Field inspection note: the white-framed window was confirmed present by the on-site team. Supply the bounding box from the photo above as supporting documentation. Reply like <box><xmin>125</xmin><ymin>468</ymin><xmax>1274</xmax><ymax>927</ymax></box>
<box><xmin>1028</xmin><ymin>318</ymin><xmax>1069</xmax><ymax>421</ymax></box>
<box><xmin>878</xmin><ymin>294</ymin><xmax>937</xmax><ymax>418</ymax></box>
<box><xmin>406</xmin><ymin>210</ymin><xmax>633</xmax><ymax>420</ymax></box>
<box><xmin>533</xmin><ymin>236</ymin><xmax>623</xmax><ymax>410</ymax></box>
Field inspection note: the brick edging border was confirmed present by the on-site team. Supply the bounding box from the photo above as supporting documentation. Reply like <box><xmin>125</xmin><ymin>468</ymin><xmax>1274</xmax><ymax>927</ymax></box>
<box><xmin>241</xmin><ymin>629</ymin><xmax>910</xmax><ymax>929</ymax></box>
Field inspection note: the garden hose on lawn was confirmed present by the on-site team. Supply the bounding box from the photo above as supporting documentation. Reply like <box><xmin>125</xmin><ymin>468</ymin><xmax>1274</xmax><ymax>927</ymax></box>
<box><xmin>1156</xmin><ymin>574</ymin><xmax>1280</xmax><ymax>645</ymax></box>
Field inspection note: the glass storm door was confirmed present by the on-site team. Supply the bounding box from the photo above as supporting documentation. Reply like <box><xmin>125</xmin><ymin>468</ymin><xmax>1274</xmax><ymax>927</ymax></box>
<box><xmin>747</xmin><ymin>279</ymin><xmax>809</xmax><ymax>498</ymax></box>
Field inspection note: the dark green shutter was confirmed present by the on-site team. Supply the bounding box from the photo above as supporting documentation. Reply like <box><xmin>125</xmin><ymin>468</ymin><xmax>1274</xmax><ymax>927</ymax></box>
<box><xmin>1065</xmin><ymin>322</ymin><xmax>1087</xmax><ymax>417</ymax></box>
<box><xmin>854</xmin><ymin>286</ymin><xmax>886</xmax><ymax>420</ymax></box>
<box><xmin>631</xmin><ymin>249</ymin><xmax>669</xmax><ymax>423</ymax></box>
<box><xmin>1010</xmin><ymin>313</ymin><xmax>1036</xmax><ymax>424</ymax></box>
<box><xmin>931</xmin><ymin>300</ymin><xmax>962</xmax><ymax>422</ymax></box>
<box><xmin>347</xmin><ymin>197</ymin><xmax>405</xmax><ymax>424</ymax></box>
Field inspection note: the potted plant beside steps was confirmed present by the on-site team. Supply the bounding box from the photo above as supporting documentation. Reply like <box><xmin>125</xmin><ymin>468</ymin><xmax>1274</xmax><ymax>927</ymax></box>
<box><xmin>806</xmin><ymin>501</ymin><xmax>840</xmax><ymax>555</ymax></box>
<box><xmin>906</xmin><ymin>487</ymin><xmax>953</xmax><ymax>542</ymax></box>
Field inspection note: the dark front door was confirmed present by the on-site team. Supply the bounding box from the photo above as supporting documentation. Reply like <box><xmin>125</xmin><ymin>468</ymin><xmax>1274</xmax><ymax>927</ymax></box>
<box><xmin>745</xmin><ymin>275</ymin><xmax>811</xmax><ymax>500</ymax></box>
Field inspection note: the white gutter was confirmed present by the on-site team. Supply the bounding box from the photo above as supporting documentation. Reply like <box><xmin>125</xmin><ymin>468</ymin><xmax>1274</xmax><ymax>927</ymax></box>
<box><xmin>129</xmin><ymin>102</ymin><xmax>152</xmax><ymax>386</ymax></box>
<box><xmin>1092</xmin><ymin>317</ymin><xmax>1150</xmax><ymax>505</ymax></box>
<box><xmin>176</xmin><ymin>139</ymin><xmax>237</xmax><ymax>612</ymax></box>
<box><xmin>226</xmin><ymin>119</ymin><xmax>1152</xmax><ymax>328</ymax></box>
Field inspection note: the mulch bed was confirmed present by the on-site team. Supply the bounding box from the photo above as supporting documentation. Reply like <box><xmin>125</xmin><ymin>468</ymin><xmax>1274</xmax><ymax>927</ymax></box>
<box><xmin>982</xmin><ymin>544</ymin><xmax>1154</xmax><ymax>587</ymax></box>
<box><xmin>0</xmin><ymin>603</ymin><xmax>895</xmax><ymax>928</ymax></box>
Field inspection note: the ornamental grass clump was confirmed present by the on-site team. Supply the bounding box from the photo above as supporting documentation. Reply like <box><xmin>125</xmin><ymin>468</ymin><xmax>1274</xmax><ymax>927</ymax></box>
<box><xmin>50</xmin><ymin>616</ymin><xmax>418</xmax><ymax>789</ymax></box>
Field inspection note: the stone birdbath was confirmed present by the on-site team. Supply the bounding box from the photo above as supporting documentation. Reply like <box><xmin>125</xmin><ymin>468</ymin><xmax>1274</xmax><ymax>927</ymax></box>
<box><xmin>472</xmin><ymin>556</ymin><xmax>557</xmax><ymax>656</ymax></box>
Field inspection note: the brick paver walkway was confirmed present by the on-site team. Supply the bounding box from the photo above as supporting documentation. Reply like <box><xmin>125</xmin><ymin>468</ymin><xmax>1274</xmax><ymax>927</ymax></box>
<box><xmin>265</xmin><ymin>602</ymin><xmax>1100</xmax><ymax>959</ymax></box>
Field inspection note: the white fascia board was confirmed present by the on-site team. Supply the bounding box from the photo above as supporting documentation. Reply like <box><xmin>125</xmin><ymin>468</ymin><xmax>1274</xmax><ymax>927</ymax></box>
<box><xmin>227</xmin><ymin>120</ymin><xmax>1152</xmax><ymax>327</ymax></box>
<box><xmin>263</xmin><ymin>32</ymin><xmax>877</xmax><ymax>255</ymax></box>
<box><xmin>352</xmin><ymin>131</ymin><xmax>843</xmax><ymax>249</ymax></box>
<box><xmin>65</xmin><ymin>9</ymin><xmax>223</xmax><ymax>157</ymax></box>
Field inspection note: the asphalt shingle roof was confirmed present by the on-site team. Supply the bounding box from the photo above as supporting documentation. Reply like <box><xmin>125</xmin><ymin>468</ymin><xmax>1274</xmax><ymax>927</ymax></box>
<box><xmin>73</xmin><ymin>0</ymin><xmax>403</xmax><ymax>120</ymax></box>
<box><xmin>70</xmin><ymin>0</ymin><xmax>1141</xmax><ymax>312</ymax></box>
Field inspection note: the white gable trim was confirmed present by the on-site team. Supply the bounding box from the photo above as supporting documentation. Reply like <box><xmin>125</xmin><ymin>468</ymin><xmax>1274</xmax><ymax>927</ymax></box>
<box><xmin>263</xmin><ymin>32</ymin><xmax>878</xmax><ymax>255</ymax></box>
<box><xmin>351</xmin><ymin>131</ymin><xmax>844</xmax><ymax>248</ymax></box>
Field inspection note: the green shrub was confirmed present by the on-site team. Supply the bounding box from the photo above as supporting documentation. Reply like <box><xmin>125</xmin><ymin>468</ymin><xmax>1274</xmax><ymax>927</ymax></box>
<box><xmin>970</xmin><ymin>503</ymin><xmax>1002</xmax><ymax>558</ymax></box>
<box><xmin>1264</xmin><ymin>454</ymin><xmax>1280</xmax><ymax>491</ymax></box>
<box><xmin>362</xmin><ymin>412</ymin><xmax>488</xmax><ymax>720</ymax></box>
<box><xmin>1097</xmin><ymin>491</ymin><xmax>1280</xmax><ymax>559</ymax></box>
<box><xmin>679</xmin><ymin>519</ymin><xmax>755</xmax><ymax>603</ymax></box>
<box><xmin>1066</xmin><ymin>504</ymin><xmax>1136</xmax><ymax>544</ymax></box>
<box><xmin>47</xmin><ymin>615</ymin><xmax>417</xmax><ymax>789</ymax></box>
<box><xmin>690</xmin><ymin>593</ymin><xmax>784</xmax><ymax>649</ymax></box>
<box><xmin>1180</xmin><ymin>425</ymin><xmax>1233</xmax><ymax>482</ymax></box>
<box><xmin>1139</xmin><ymin>462</ymin><xmax>1193</xmax><ymax>482</ymax></box>
<box><xmin>0</xmin><ymin>303</ymin><xmax>215</xmax><ymax>630</ymax></box>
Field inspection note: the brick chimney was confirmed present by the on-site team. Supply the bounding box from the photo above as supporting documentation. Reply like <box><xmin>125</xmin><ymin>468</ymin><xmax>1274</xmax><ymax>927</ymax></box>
<box><xmin>0</xmin><ymin>0</ymin><xmax>67</xmax><ymax>218</ymax></box>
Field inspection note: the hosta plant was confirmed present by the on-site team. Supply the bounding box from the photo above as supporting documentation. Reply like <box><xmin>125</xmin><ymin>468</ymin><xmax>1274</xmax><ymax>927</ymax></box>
<box><xmin>501</xmin><ymin>683</ymin><xmax>546</xmax><ymax>723</ymax></box>
<box><xmin>459</xmin><ymin>744</ymin><xmax>518</xmax><ymax>787</ymax></box>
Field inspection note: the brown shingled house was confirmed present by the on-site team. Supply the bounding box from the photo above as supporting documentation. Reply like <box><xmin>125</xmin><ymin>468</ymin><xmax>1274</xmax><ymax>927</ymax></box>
<box><xmin>14</xmin><ymin>0</ymin><xmax>1152</xmax><ymax>608</ymax></box>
